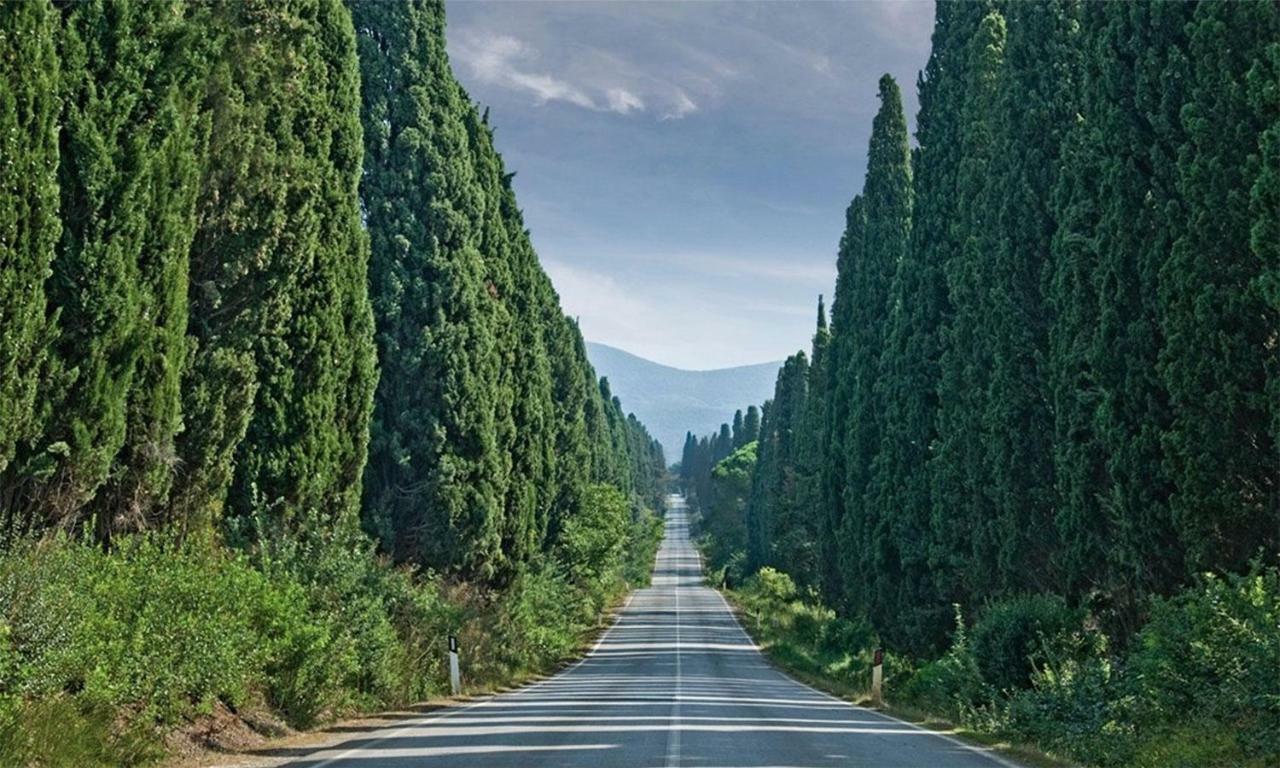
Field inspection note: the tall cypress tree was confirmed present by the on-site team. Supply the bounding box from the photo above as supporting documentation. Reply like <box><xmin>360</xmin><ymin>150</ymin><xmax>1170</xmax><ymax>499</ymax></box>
<box><xmin>839</xmin><ymin>75</ymin><xmax>911</xmax><ymax>613</ymax></box>
<box><xmin>7</xmin><ymin>0</ymin><xmax>208</xmax><ymax>540</ymax></box>
<box><xmin>1160</xmin><ymin>0</ymin><xmax>1280</xmax><ymax>572</ymax></box>
<box><xmin>930</xmin><ymin>10</ymin><xmax>1006</xmax><ymax>606</ymax></box>
<box><xmin>791</xmin><ymin>298</ymin><xmax>830</xmax><ymax>590</ymax></box>
<box><xmin>204</xmin><ymin>0</ymin><xmax>374</xmax><ymax>536</ymax></box>
<box><xmin>767</xmin><ymin>352</ymin><xmax>810</xmax><ymax>577</ymax></box>
<box><xmin>1249</xmin><ymin>10</ymin><xmax>1279</xmax><ymax>473</ymax></box>
<box><xmin>742</xmin><ymin>405</ymin><xmax>761</xmax><ymax>446</ymax></box>
<box><xmin>866</xmin><ymin>2</ymin><xmax>980</xmax><ymax>653</ymax></box>
<box><xmin>1051</xmin><ymin>3</ymin><xmax>1194</xmax><ymax>628</ymax></box>
<box><xmin>822</xmin><ymin>194</ymin><xmax>865</xmax><ymax>607</ymax></box>
<box><xmin>731</xmin><ymin>409</ymin><xmax>746</xmax><ymax>449</ymax></box>
<box><xmin>354</xmin><ymin>0</ymin><xmax>505</xmax><ymax>578</ymax></box>
<box><xmin>543</xmin><ymin>315</ymin><xmax>593</xmax><ymax>546</ymax></box>
<box><xmin>0</xmin><ymin>0</ymin><xmax>59</xmax><ymax>496</ymax></box>
<box><xmin>981</xmin><ymin>1</ymin><xmax>1080</xmax><ymax>592</ymax></box>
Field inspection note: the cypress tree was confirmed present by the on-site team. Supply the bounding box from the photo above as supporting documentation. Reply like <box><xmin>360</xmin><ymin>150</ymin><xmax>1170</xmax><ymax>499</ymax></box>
<box><xmin>822</xmin><ymin>195</ymin><xmax>865</xmax><ymax>607</ymax></box>
<box><xmin>742</xmin><ymin>405</ymin><xmax>761</xmax><ymax>446</ymax></box>
<box><xmin>679</xmin><ymin>431</ymin><xmax>697</xmax><ymax>488</ymax></box>
<box><xmin>0</xmin><ymin>0</ymin><xmax>59</xmax><ymax>495</ymax></box>
<box><xmin>1051</xmin><ymin>3</ymin><xmax>1194</xmax><ymax>628</ymax></box>
<box><xmin>1249</xmin><ymin>11</ymin><xmax>1279</xmax><ymax>472</ymax></box>
<box><xmin>7</xmin><ymin>0</ymin><xmax>209</xmax><ymax>540</ymax></box>
<box><xmin>203</xmin><ymin>0</ymin><xmax>374</xmax><ymax>536</ymax></box>
<box><xmin>746</xmin><ymin>400</ymin><xmax>774</xmax><ymax>571</ymax></box>
<box><xmin>354</xmin><ymin>0</ymin><xmax>508</xmax><ymax>577</ymax></box>
<box><xmin>731</xmin><ymin>409</ymin><xmax>746</xmax><ymax>449</ymax></box>
<box><xmin>713</xmin><ymin>423</ymin><xmax>733</xmax><ymax>464</ymax></box>
<box><xmin>866</xmin><ymin>2</ymin><xmax>980</xmax><ymax>653</ymax></box>
<box><xmin>840</xmin><ymin>74</ymin><xmax>911</xmax><ymax>613</ymax></box>
<box><xmin>791</xmin><ymin>298</ymin><xmax>830</xmax><ymax>590</ymax></box>
<box><xmin>930</xmin><ymin>10</ymin><xmax>1007</xmax><ymax>607</ymax></box>
<box><xmin>1046</xmin><ymin>1</ymin><xmax>1111</xmax><ymax>606</ymax></box>
<box><xmin>981</xmin><ymin>0</ymin><xmax>1080</xmax><ymax>592</ymax></box>
<box><xmin>1160</xmin><ymin>0</ymin><xmax>1280</xmax><ymax>572</ymax></box>
<box><xmin>543</xmin><ymin>316</ymin><xmax>593</xmax><ymax>546</ymax></box>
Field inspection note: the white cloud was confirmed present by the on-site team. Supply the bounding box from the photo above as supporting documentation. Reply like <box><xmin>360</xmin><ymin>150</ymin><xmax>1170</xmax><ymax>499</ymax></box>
<box><xmin>662</xmin><ymin>89</ymin><xmax>698</xmax><ymax>120</ymax></box>
<box><xmin>454</xmin><ymin>33</ymin><xmax>597</xmax><ymax>110</ymax></box>
<box><xmin>605</xmin><ymin>88</ymin><xmax>645</xmax><ymax>115</ymax></box>
<box><xmin>452</xmin><ymin>30</ymin><xmax>716</xmax><ymax>120</ymax></box>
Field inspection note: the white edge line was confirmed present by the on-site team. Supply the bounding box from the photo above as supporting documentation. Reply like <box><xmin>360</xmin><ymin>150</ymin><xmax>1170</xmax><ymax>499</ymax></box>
<box><xmin>711</xmin><ymin>585</ymin><xmax>1024</xmax><ymax>768</ymax></box>
<box><xmin>308</xmin><ymin>589</ymin><xmax>637</xmax><ymax>768</ymax></box>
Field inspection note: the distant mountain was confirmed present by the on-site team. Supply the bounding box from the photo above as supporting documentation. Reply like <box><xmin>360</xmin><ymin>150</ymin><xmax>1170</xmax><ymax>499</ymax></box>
<box><xmin>586</xmin><ymin>342</ymin><xmax>781</xmax><ymax>463</ymax></box>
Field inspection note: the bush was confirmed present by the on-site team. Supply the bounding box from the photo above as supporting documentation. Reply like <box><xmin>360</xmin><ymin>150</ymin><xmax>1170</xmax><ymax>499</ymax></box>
<box><xmin>1125</xmin><ymin>567</ymin><xmax>1280</xmax><ymax>761</ymax></box>
<box><xmin>0</xmin><ymin>537</ymin><xmax>270</xmax><ymax>723</ymax></box>
<box><xmin>899</xmin><ymin>606</ymin><xmax>988</xmax><ymax>718</ymax></box>
<box><xmin>970</xmin><ymin>593</ymin><xmax>1083</xmax><ymax>692</ymax></box>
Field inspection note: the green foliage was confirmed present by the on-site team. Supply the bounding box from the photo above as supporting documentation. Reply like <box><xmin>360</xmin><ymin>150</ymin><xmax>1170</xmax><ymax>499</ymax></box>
<box><xmin>1159</xmin><ymin>1</ymin><xmax>1280</xmax><ymax>573</ymax></box>
<box><xmin>968</xmin><ymin>594</ymin><xmax>1085</xmax><ymax>693</ymax></box>
<box><xmin>353</xmin><ymin>0</ymin><xmax>658</xmax><ymax>584</ymax></box>
<box><xmin>1127</xmin><ymin>568</ymin><xmax>1280</xmax><ymax>760</ymax></box>
<box><xmin>0</xmin><ymin>0</ymin><xmax>59</xmax><ymax>481</ymax></box>
<box><xmin>221</xmin><ymin>0</ymin><xmax>375</xmax><ymax>530</ymax></box>
<box><xmin>2</xmin><ymin>0</ymin><xmax>210</xmax><ymax>539</ymax></box>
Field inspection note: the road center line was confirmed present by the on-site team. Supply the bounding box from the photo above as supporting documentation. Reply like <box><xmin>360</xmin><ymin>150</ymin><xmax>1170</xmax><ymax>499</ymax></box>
<box><xmin>664</xmin><ymin>527</ymin><xmax>683</xmax><ymax>768</ymax></box>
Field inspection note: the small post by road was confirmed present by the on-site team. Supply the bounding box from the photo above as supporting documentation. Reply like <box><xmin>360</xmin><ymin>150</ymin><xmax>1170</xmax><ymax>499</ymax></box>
<box><xmin>448</xmin><ymin>635</ymin><xmax>461</xmax><ymax>696</ymax></box>
<box><xmin>871</xmin><ymin>647</ymin><xmax>884</xmax><ymax>707</ymax></box>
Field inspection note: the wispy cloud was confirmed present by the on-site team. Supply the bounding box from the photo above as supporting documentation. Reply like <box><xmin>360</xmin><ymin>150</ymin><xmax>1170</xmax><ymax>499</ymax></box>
<box><xmin>606</xmin><ymin>88</ymin><xmax>645</xmax><ymax>115</ymax></box>
<box><xmin>454</xmin><ymin>34</ymin><xmax>600</xmax><ymax>110</ymax></box>
<box><xmin>662</xmin><ymin>89</ymin><xmax>698</xmax><ymax>120</ymax></box>
<box><xmin>451</xmin><ymin>29</ymin><xmax>708</xmax><ymax>120</ymax></box>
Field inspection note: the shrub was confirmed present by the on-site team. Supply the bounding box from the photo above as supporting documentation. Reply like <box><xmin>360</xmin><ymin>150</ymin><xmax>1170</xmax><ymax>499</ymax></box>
<box><xmin>970</xmin><ymin>593</ymin><xmax>1084</xmax><ymax>692</ymax></box>
<box><xmin>1125</xmin><ymin>567</ymin><xmax>1280</xmax><ymax>761</ymax></box>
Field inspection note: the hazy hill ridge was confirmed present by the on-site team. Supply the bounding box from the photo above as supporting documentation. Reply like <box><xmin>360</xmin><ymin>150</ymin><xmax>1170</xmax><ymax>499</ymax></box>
<box><xmin>586</xmin><ymin>342</ymin><xmax>781</xmax><ymax>461</ymax></box>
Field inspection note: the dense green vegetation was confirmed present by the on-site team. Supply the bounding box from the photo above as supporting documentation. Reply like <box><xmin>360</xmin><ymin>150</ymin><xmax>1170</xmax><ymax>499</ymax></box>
<box><xmin>0</xmin><ymin>0</ymin><xmax>664</xmax><ymax>763</ymax></box>
<box><xmin>686</xmin><ymin>2</ymin><xmax>1279</xmax><ymax>765</ymax></box>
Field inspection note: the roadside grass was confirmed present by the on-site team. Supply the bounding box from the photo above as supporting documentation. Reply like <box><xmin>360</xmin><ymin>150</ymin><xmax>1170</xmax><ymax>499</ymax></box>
<box><xmin>0</xmin><ymin>487</ymin><xmax>665</xmax><ymax>766</ymax></box>
<box><xmin>710</xmin><ymin>562</ymin><xmax>1280</xmax><ymax>768</ymax></box>
<box><xmin>717</xmin><ymin>578</ymin><xmax>1074</xmax><ymax>768</ymax></box>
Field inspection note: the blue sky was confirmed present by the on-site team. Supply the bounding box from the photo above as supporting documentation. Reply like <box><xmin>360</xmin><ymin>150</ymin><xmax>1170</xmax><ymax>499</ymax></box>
<box><xmin>445</xmin><ymin>1</ymin><xmax>936</xmax><ymax>369</ymax></box>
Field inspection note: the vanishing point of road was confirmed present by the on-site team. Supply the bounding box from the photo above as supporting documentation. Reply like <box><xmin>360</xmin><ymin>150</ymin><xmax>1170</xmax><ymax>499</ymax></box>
<box><xmin>281</xmin><ymin>496</ymin><xmax>1020</xmax><ymax>768</ymax></box>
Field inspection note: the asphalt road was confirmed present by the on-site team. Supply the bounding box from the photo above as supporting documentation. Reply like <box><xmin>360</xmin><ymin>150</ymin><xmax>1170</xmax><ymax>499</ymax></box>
<box><xmin>284</xmin><ymin>495</ymin><xmax>1019</xmax><ymax>768</ymax></box>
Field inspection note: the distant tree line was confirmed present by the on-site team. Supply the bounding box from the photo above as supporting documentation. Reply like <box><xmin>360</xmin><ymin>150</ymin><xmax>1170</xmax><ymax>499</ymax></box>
<box><xmin>0</xmin><ymin>0</ymin><xmax>665</xmax><ymax>584</ymax></box>
<box><xmin>688</xmin><ymin>0</ymin><xmax>1278</xmax><ymax>655</ymax></box>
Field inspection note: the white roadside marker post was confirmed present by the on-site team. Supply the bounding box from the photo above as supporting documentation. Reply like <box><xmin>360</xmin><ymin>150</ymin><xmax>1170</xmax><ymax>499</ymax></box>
<box><xmin>448</xmin><ymin>635</ymin><xmax>461</xmax><ymax>696</ymax></box>
<box><xmin>871</xmin><ymin>647</ymin><xmax>884</xmax><ymax>707</ymax></box>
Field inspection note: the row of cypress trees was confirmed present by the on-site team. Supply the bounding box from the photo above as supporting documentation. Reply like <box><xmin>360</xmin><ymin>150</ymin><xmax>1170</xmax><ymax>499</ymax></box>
<box><xmin>716</xmin><ymin>0</ymin><xmax>1277</xmax><ymax>655</ymax></box>
<box><xmin>0</xmin><ymin>0</ymin><xmax>664</xmax><ymax>586</ymax></box>
<box><xmin>678</xmin><ymin>405</ymin><xmax>760</xmax><ymax>506</ymax></box>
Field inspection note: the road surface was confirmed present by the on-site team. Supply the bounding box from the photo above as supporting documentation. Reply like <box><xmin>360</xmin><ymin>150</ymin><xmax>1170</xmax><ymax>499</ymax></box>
<box><xmin>284</xmin><ymin>495</ymin><xmax>1018</xmax><ymax>768</ymax></box>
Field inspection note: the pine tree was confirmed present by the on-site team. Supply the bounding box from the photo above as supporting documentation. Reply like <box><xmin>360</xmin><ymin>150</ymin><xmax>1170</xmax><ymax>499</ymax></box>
<box><xmin>1160</xmin><ymin>0</ymin><xmax>1280</xmax><ymax>573</ymax></box>
<box><xmin>0</xmin><ymin>0</ymin><xmax>59</xmax><ymax>497</ymax></box>
<box><xmin>839</xmin><ymin>75</ymin><xmax>911</xmax><ymax>613</ymax></box>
